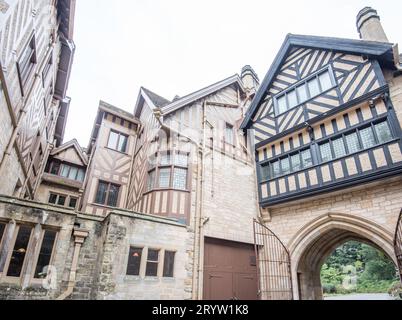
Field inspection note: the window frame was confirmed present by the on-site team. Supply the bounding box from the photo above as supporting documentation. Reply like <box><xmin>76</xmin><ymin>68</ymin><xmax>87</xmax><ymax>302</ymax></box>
<box><xmin>107</xmin><ymin>130</ymin><xmax>129</xmax><ymax>154</ymax></box>
<box><xmin>317</xmin><ymin>119</ymin><xmax>394</xmax><ymax>164</ymax></box>
<box><xmin>145</xmin><ymin>248</ymin><xmax>160</xmax><ymax>277</ymax></box>
<box><xmin>48</xmin><ymin>192</ymin><xmax>79</xmax><ymax>210</ymax></box>
<box><xmin>146</xmin><ymin>151</ymin><xmax>190</xmax><ymax>192</ymax></box>
<box><xmin>46</xmin><ymin>160</ymin><xmax>85</xmax><ymax>182</ymax></box>
<box><xmin>224</xmin><ymin>122</ymin><xmax>235</xmax><ymax>146</ymax></box>
<box><xmin>126</xmin><ymin>246</ymin><xmax>144</xmax><ymax>277</ymax></box>
<box><xmin>162</xmin><ymin>250</ymin><xmax>176</xmax><ymax>278</ymax></box>
<box><xmin>259</xmin><ymin>147</ymin><xmax>313</xmax><ymax>182</ymax></box>
<box><xmin>1</xmin><ymin>224</ymin><xmax>34</xmax><ymax>283</ymax></box>
<box><xmin>273</xmin><ymin>65</ymin><xmax>336</xmax><ymax>117</ymax></box>
<box><xmin>94</xmin><ymin>180</ymin><xmax>121</xmax><ymax>208</ymax></box>
<box><xmin>16</xmin><ymin>34</ymin><xmax>37</xmax><ymax>96</ymax></box>
<box><xmin>0</xmin><ymin>223</ymin><xmax>59</xmax><ymax>285</ymax></box>
<box><xmin>30</xmin><ymin>228</ymin><xmax>59</xmax><ymax>284</ymax></box>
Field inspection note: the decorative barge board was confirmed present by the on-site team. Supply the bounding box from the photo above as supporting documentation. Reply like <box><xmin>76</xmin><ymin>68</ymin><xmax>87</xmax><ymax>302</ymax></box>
<box><xmin>241</xmin><ymin>34</ymin><xmax>402</xmax><ymax>207</ymax></box>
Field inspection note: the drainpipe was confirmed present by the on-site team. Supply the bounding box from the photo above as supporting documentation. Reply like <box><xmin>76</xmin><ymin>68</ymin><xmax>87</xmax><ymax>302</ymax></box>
<box><xmin>56</xmin><ymin>228</ymin><xmax>89</xmax><ymax>300</ymax></box>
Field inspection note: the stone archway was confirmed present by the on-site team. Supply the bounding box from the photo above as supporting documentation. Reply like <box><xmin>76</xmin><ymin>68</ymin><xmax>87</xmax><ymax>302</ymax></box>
<box><xmin>288</xmin><ymin>213</ymin><xmax>396</xmax><ymax>300</ymax></box>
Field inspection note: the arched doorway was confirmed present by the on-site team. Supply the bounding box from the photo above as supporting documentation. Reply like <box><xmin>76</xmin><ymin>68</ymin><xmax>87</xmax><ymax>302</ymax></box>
<box><xmin>288</xmin><ymin>213</ymin><xmax>396</xmax><ymax>300</ymax></box>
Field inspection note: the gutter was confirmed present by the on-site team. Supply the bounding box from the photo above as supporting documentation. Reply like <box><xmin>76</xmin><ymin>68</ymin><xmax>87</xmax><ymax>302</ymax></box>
<box><xmin>56</xmin><ymin>228</ymin><xmax>89</xmax><ymax>300</ymax></box>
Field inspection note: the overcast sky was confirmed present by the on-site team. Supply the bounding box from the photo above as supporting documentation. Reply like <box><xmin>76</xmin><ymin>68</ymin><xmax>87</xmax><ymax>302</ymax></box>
<box><xmin>64</xmin><ymin>0</ymin><xmax>402</xmax><ymax>146</ymax></box>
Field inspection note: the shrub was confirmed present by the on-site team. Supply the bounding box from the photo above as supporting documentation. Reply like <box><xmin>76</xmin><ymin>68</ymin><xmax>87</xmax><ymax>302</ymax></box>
<box><xmin>322</xmin><ymin>283</ymin><xmax>336</xmax><ymax>294</ymax></box>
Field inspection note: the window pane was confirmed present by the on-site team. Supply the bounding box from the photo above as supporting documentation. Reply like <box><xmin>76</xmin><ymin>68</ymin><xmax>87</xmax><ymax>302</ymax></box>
<box><xmin>319</xmin><ymin>71</ymin><xmax>332</xmax><ymax>91</ymax></box>
<box><xmin>60</xmin><ymin>165</ymin><xmax>69</xmax><ymax>178</ymax></box>
<box><xmin>34</xmin><ymin>230</ymin><xmax>57</xmax><ymax>279</ymax></box>
<box><xmin>345</xmin><ymin>132</ymin><xmax>361</xmax><ymax>153</ymax></box>
<box><xmin>146</xmin><ymin>262</ymin><xmax>158</xmax><ymax>277</ymax></box>
<box><xmin>277</xmin><ymin>95</ymin><xmax>287</xmax><ymax>114</ymax></box>
<box><xmin>375</xmin><ymin>121</ymin><xmax>392</xmax><ymax>144</ymax></box>
<box><xmin>7</xmin><ymin>226</ymin><xmax>32</xmax><ymax>277</ymax></box>
<box><xmin>287</xmin><ymin>90</ymin><xmax>298</xmax><ymax>108</ymax></box>
<box><xmin>159</xmin><ymin>168</ymin><xmax>171</xmax><ymax>188</ymax></box>
<box><xmin>95</xmin><ymin>181</ymin><xmax>108</xmax><ymax>205</ymax></box>
<box><xmin>68</xmin><ymin>167</ymin><xmax>78</xmax><ymax>180</ymax></box>
<box><xmin>160</xmin><ymin>153</ymin><xmax>171</xmax><ymax>166</ymax></box>
<box><xmin>107</xmin><ymin>131</ymin><xmax>119</xmax><ymax>149</ymax></box>
<box><xmin>175</xmin><ymin>153</ymin><xmax>188</xmax><ymax>167</ymax></box>
<box><xmin>332</xmin><ymin>138</ymin><xmax>347</xmax><ymax>158</ymax></box>
<box><xmin>173</xmin><ymin>168</ymin><xmax>187</xmax><ymax>190</ymax></box>
<box><xmin>281</xmin><ymin>157</ymin><xmax>291</xmax><ymax>175</ymax></box>
<box><xmin>148</xmin><ymin>249</ymin><xmax>159</xmax><ymax>262</ymax></box>
<box><xmin>301</xmin><ymin>149</ymin><xmax>313</xmax><ymax>168</ymax></box>
<box><xmin>77</xmin><ymin>169</ymin><xmax>85</xmax><ymax>182</ymax></box>
<box><xmin>57</xmin><ymin>195</ymin><xmax>66</xmax><ymax>206</ymax></box>
<box><xmin>147</xmin><ymin>170</ymin><xmax>155</xmax><ymax>191</ymax></box>
<box><xmin>320</xmin><ymin>143</ymin><xmax>333</xmax><ymax>162</ymax></box>
<box><xmin>291</xmin><ymin>154</ymin><xmax>302</xmax><ymax>172</ymax></box>
<box><xmin>126</xmin><ymin>247</ymin><xmax>142</xmax><ymax>276</ymax></box>
<box><xmin>272</xmin><ymin>161</ymin><xmax>280</xmax><ymax>178</ymax></box>
<box><xmin>146</xmin><ymin>249</ymin><xmax>159</xmax><ymax>277</ymax></box>
<box><xmin>69</xmin><ymin>198</ymin><xmax>77</xmax><ymax>209</ymax></box>
<box><xmin>260</xmin><ymin>164</ymin><xmax>270</xmax><ymax>180</ymax></box>
<box><xmin>225</xmin><ymin>124</ymin><xmax>234</xmax><ymax>145</ymax></box>
<box><xmin>48</xmin><ymin>193</ymin><xmax>57</xmax><ymax>204</ymax></box>
<box><xmin>163</xmin><ymin>251</ymin><xmax>175</xmax><ymax>278</ymax></box>
<box><xmin>308</xmin><ymin>77</ymin><xmax>320</xmax><ymax>97</ymax></box>
<box><xmin>360</xmin><ymin>127</ymin><xmax>376</xmax><ymax>149</ymax></box>
<box><xmin>297</xmin><ymin>84</ymin><xmax>308</xmax><ymax>102</ymax></box>
<box><xmin>107</xmin><ymin>184</ymin><xmax>120</xmax><ymax>207</ymax></box>
<box><xmin>118</xmin><ymin>134</ymin><xmax>128</xmax><ymax>153</ymax></box>
<box><xmin>50</xmin><ymin>162</ymin><xmax>60</xmax><ymax>175</ymax></box>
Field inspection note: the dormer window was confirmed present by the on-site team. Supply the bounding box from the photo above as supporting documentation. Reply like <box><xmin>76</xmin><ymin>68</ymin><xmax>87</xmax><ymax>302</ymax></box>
<box><xmin>46</xmin><ymin>160</ymin><xmax>85</xmax><ymax>182</ymax></box>
<box><xmin>274</xmin><ymin>66</ymin><xmax>336</xmax><ymax>116</ymax></box>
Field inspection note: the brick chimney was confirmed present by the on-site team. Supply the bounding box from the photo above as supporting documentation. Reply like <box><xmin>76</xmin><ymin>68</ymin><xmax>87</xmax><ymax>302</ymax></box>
<box><xmin>356</xmin><ymin>7</ymin><xmax>389</xmax><ymax>42</ymax></box>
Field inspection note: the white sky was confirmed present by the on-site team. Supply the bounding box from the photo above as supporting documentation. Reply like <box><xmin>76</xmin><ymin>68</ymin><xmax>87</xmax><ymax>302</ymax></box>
<box><xmin>64</xmin><ymin>0</ymin><xmax>402</xmax><ymax>146</ymax></box>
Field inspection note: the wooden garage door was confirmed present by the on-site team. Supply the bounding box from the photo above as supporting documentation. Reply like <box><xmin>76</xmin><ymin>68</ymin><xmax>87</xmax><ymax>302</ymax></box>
<box><xmin>203</xmin><ymin>238</ymin><xmax>258</xmax><ymax>300</ymax></box>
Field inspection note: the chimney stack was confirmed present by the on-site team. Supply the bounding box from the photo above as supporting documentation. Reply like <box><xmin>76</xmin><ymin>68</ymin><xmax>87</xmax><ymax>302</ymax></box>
<box><xmin>241</xmin><ymin>65</ymin><xmax>259</xmax><ymax>96</ymax></box>
<box><xmin>356</xmin><ymin>7</ymin><xmax>389</xmax><ymax>42</ymax></box>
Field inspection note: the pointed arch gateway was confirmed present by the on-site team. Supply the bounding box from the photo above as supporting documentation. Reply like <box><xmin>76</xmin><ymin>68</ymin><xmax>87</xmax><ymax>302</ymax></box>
<box><xmin>395</xmin><ymin>210</ymin><xmax>402</xmax><ymax>282</ymax></box>
<box><xmin>288</xmin><ymin>213</ymin><xmax>397</xmax><ymax>300</ymax></box>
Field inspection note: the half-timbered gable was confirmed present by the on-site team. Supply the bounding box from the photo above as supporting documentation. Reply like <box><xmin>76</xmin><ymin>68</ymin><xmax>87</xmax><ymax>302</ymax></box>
<box><xmin>80</xmin><ymin>101</ymin><xmax>140</xmax><ymax>216</ymax></box>
<box><xmin>243</xmin><ymin>34</ymin><xmax>402</xmax><ymax>207</ymax></box>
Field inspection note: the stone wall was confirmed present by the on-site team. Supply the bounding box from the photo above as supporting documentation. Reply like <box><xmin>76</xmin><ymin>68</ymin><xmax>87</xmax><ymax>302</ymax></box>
<box><xmin>0</xmin><ymin>196</ymin><xmax>76</xmax><ymax>300</ymax></box>
<box><xmin>94</xmin><ymin>211</ymin><xmax>193</xmax><ymax>300</ymax></box>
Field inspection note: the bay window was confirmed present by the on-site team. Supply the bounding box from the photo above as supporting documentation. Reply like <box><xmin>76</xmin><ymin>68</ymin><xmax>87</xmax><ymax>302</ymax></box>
<box><xmin>146</xmin><ymin>151</ymin><xmax>189</xmax><ymax>191</ymax></box>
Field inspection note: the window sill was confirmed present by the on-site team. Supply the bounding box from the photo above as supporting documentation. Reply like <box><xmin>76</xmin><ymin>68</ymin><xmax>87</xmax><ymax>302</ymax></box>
<box><xmin>143</xmin><ymin>188</ymin><xmax>190</xmax><ymax>195</ymax></box>
<box><xmin>259</xmin><ymin>137</ymin><xmax>400</xmax><ymax>183</ymax></box>
<box><xmin>104</xmin><ymin>147</ymin><xmax>129</xmax><ymax>156</ymax></box>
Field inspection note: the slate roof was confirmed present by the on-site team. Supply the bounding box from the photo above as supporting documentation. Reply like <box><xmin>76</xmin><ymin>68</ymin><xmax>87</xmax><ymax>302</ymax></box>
<box><xmin>141</xmin><ymin>87</ymin><xmax>171</xmax><ymax>108</ymax></box>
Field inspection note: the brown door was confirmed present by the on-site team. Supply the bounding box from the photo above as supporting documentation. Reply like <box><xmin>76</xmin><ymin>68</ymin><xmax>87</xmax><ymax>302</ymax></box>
<box><xmin>203</xmin><ymin>238</ymin><xmax>258</xmax><ymax>300</ymax></box>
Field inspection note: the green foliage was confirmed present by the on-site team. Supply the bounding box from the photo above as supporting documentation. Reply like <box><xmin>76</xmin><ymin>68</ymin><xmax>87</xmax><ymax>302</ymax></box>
<box><xmin>320</xmin><ymin>241</ymin><xmax>399</xmax><ymax>296</ymax></box>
